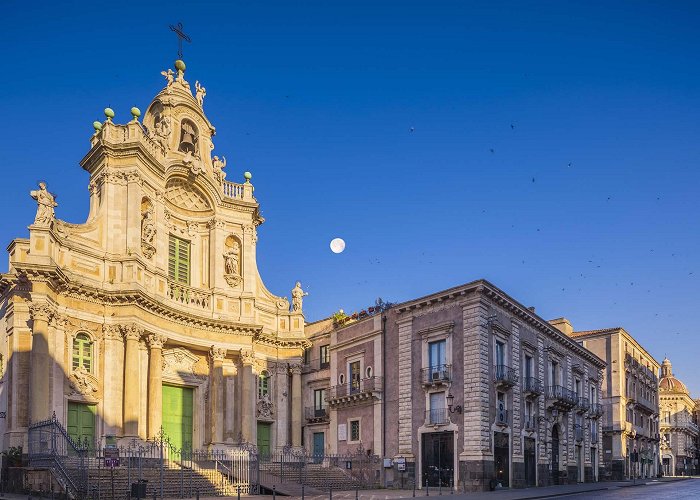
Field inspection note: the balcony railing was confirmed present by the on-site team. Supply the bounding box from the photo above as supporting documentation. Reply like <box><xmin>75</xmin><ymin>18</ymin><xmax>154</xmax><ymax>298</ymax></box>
<box><xmin>305</xmin><ymin>406</ymin><xmax>329</xmax><ymax>422</ymax></box>
<box><xmin>574</xmin><ymin>424</ymin><xmax>584</xmax><ymax>442</ymax></box>
<box><xmin>523</xmin><ymin>416</ymin><xmax>537</xmax><ymax>430</ymax></box>
<box><xmin>426</xmin><ymin>408</ymin><xmax>450</xmax><ymax>426</ymax></box>
<box><xmin>302</xmin><ymin>358</ymin><xmax>330</xmax><ymax>372</ymax></box>
<box><xmin>635</xmin><ymin>396</ymin><xmax>657</xmax><ymax>414</ymax></box>
<box><xmin>523</xmin><ymin>377</ymin><xmax>544</xmax><ymax>397</ymax></box>
<box><xmin>545</xmin><ymin>385</ymin><xmax>578</xmax><ymax>411</ymax></box>
<box><xmin>576</xmin><ymin>397</ymin><xmax>590</xmax><ymax>413</ymax></box>
<box><xmin>494</xmin><ymin>365</ymin><xmax>518</xmax><ymax>388</ymax></box>
<box><xmin>589</xmin><ymin>403</ymin><xmax>604</xmax><ymax>419</ymax></box>
<box><xmin>326</xmin><ymin>376</ymin><xmax>383</xmax><ymax>404</ymax></box>
<box><xmin>166</xmin><ymin>280</ymin><xmax>211</xmax><ymax>309</ymax></box>
<box><xmin>421</xmin><ymin>364</ymin><xmax>452</xmax><ymax>385</ymax></box>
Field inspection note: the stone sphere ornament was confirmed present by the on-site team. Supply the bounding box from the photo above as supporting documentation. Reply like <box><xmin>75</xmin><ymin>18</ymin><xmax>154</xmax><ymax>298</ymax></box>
<box><xmin>244</xmin><ymin>172</ymin><xmax>252</xmax><ymax>182</ymax></box>
<box><xmin>130</xmin><ymin>107</ymin><xmax>141</xmax><ymax>119</ymax></box>
<box><xmin>104</xmin><ymin>108</ymin><xmax>115</xmax><ymax>120</ymax></box>
<box><xmin>93</xmin><ymin>121</ymin><xmax>103</xmax><ymax>131</ymax></box>
<box><xmin>175</xmin><ymin>60</ymin><xmax>186</xmax><ymax>72</ymax></box>
<box><xmin>330</xmin><ymin>238</ymin><xmax>346</xmax><ymax>254</ymax></box>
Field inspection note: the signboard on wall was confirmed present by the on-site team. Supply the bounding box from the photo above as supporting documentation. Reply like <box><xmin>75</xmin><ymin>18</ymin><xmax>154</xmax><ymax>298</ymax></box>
<box><xmin>338</xmin><ymin>424</ymin><xmax>347</xmax><ymax>441</ymax></box>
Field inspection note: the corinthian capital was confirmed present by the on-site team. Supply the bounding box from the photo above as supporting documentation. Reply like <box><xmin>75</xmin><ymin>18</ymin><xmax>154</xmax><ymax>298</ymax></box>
<box><xmin>289</xmin><ymin>362</ymin><xmax>303</xmax><ymax>375</ymax></box>
<box><xmin>240</xmin><ymin>348</ymin><xmax>255</xmax><ymax>366</ymax></box>
<box><xmin>147</xmin><ymin>333</ymin><xmax>168</xmax><ymax>349</ymax></box>
<box><xmin>103</xmin><ymin>324</ymin><xmax>123</xmax><ymax>341</ymax></box>
<box><xmin>123</xmin><ymin>324</ymin><xmax>143</xmax><ymax>342</ymax></box>
<box><xmin>210</xmin><ymin>346</ymin><xmax>227</xmax><ymax>362</ymax></box>
<box><xmin>28</xmin><ymin>302</ymin><xmax>54</xmax><ymax>322</ymax></box>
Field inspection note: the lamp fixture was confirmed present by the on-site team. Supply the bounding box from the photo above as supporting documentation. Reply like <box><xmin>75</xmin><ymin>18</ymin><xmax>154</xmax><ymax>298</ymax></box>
<box><xmin>446</xmin><ymin>393</ymin><xmax>462</xmax><ymax>414</ymax></box>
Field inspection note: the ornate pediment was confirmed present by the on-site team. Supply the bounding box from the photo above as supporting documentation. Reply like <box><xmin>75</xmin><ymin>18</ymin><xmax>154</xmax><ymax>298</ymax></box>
<box><xmin>162</xmin><ymin>347</ymin><xmax>205</xmax><ymax>384</ymax></box>
<box><xmin>165</xmin><ymin>177</ymin><xmax>211</xmax><ymax>212</ymax></box>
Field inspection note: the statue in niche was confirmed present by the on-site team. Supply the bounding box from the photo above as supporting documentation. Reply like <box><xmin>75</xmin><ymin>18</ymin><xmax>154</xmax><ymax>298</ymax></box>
<box><xmin>153</xmin><ymin>115</ymin><xmax>172</xmax><ymax>150</ymax></box>
<box><xmin>256</xmin><ymin>393</ymin><xmax>274</xmax><ymax>419</ymax></box>
<box><xmin>224</xmin><ymin>241</ymin><xmax>242</xmax><ymax>287</ymax></box>
<box><xmin>212</xmin><ymin>155</ymin><xmax>227</xmax><ymax>183</ymax></box>
<box><xmin>195</xmin><ymin>81</ymin><xmax>206</xmax><ymax>107</ymax></box>
<box><xmin>291</xmin><ymin>281</ymin><xmax>308</xmax><ymax>312</ymax></box>
<box><xmin>30</xmin><ymin>182</ymin><xmax>58</xmax><ymax>227</ymax></box>
<box><xmin>160</xmin><ymin>69</ymin><xmax>175</xmax><ymax>87</ymax></box>
<box><xmin>141</xmin><ymin>207</ymin><xmax>156</xmax><ymax>258</ymax></box>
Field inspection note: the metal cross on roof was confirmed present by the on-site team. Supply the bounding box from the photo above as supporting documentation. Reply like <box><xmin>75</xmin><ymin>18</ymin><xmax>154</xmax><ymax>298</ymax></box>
<box><xmin>169</xmin><ymin>22</ymin><xmax>191</xmax><ymax>59</ymax></box>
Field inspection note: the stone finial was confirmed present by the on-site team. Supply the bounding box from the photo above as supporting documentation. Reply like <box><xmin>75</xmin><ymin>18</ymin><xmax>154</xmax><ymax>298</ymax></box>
<box><xmin>104</xmin><ymin>108</ymin><xmax>115</xmax><ymax>122</ymax></box>
<box><xmin>244</xmin><ymin>171</ymin><xmax>252</xmax><ymax>183</ymax></box>
<box><xmin>93</xmin><ymin>121</ymin><xmax>103</xmax><ymax>134</ymax></box>
<box><xmin>130</xmin><ymin>107</ymin><xmax>141</xmax><ymax>122</ymax></box>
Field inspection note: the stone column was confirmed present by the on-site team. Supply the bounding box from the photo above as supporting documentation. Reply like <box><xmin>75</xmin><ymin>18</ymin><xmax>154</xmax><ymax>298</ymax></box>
<box><xmin>291</xmin><ymin>363</ymin><xmax>303</xmax><ymax>447</ymax></box>
<box><xmin>123</xmin><ymin>324</ymin><xmax>143</xmax><ymax>437</ymax></box>
<box><xmin>28</xmin><ymin>303</ymin><xmax>53</xmax><ymax>423</ymax></box>
<box><xmin>223</xmin><ymin>363</ymin><xmax>237</xmax><ymax>443</ymax></box>
<box><xmin>147</xmin><ymin>334</ymin><xmax>167</xmax><ymax>439</ymax></box>
<box><xmin>240</xmin><ymin>349</ymin><xmax>256</xmax><ymax>444</ymax></box>
<box><xmin>103</xmin><ymin>325</ymin><xmax>124</xmax><ymax>436</ymax></box>
<box><xmin>209</xmin><ymin>346</ymin><xmax>226</xmax><ymax>444</ymax></box>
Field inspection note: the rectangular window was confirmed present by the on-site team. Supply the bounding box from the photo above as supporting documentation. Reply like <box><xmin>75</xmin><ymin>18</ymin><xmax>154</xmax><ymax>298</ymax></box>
<box><xmin>428</xmin><ymin>340</ymin><xmax>446</xmax><ymax>370</ymax></box>
<box><xmin>495</xmin><ymin>340</ymin><xmax>505</xmax><ymax>366</ymax></box>
<box><xmin>551</xmin><ymin>361</ymin><xmax>559</xmax><ymax>386</ymax></box>
<box><xmin>575</xmin><ymin>379</ymin><xmax>581</xmax><ymax>398</ymax></box>
<box><xmin>349</xmin><ymin>420</ymin><xmax>360</xmax><ymax>442</ymax></box>
<box><xmin>590</xmin><ymin>385</ymin><xmax>597</xmax><ymax>404</ymax></box>
<box><xmin>314</xmin><ymin>389</ymin><xmax>326</xmax><ymax>416</ymax></box>
<box><xmin>524</xmin><ymin>354</ymin><xmax>533</xmax><ymax>380</ymax></box>
<box><xmin>429</xmin><ymin>391</ymin><xmax>445</xmax><ymax>424</ymax></box>
<box><xmin>319</xmin><ymin>345</ymin><xmax>330</xmax><ymax>369</ymax></box>
<box><xmin>349</xmin><ymin>361</ymin><xmax>361</xmax><ymax>393</ymax></box>
<box><xmin>168</xmin><ymin>235</ymin><xmax>190</xmax><ymax>285</ymax></box>
<box><xmin>525</xmin><ymin>400</ymin><xmax>533</xmax><ymax>427</ymax></box>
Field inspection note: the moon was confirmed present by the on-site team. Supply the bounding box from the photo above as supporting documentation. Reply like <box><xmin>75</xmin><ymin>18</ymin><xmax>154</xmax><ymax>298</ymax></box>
<box><xmin>330</xmin><ymin>238</ymin><xmax>346</xmax><ymax>254</ymax></box>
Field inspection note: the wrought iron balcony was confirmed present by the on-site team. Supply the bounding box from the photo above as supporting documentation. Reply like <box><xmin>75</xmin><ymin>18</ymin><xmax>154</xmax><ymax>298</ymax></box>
<box><xmin>545</xmin><ymin>385</ymin><xmax>578</xmax><ymax>411</ymax></box>
<box><xmin>494</xmin><ymin>364</ymin><xmax>518</xmax><ymax>388</ymax></box>
<box><xmin>426</xmin><ymin>408</ymin><xmax>450</xmax><ymax>426</ymax></box>
<box><xmin>421</xmin><ymin>364</ymin><xmax>452</xmax><ymax>386</ymax></box>
<box><xmin>305</xmin><ymin>406</ymin><xmax>329</xmax><ymax>422</ymax></box>
<box><xmin>326</xmin><ymin>376</ymin><xmax>383</xmax><ymax>406</ymax></box>
<box><xmin>635</xmin><ymin>396</ymin><xmax>657</xmax><ymax>414</ymax></box>
<box><xmin>523</xmin><ymin>377</ymin><xmax>543</xmax><ymax>397</ymax></box>
<box><xmin>523</xmin><ymin>416</ymin><xmax>537</xmax><ymax>430</ymax></box>
<box><xmin>589</xmin><ymin>403</ymin><xmax>604</xmax><ymax>419</ymax></box>
<box><xmin>576</xmin><ymin>397</ymin><xmax>590</xmax><ymax>414</ymax></box>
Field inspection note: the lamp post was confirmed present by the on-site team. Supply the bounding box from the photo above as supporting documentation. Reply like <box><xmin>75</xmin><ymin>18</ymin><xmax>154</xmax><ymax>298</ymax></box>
<box><xmin>446</xmin><ymin>393</ymin><xmax>462</xmax><ymax>414</ymax></box>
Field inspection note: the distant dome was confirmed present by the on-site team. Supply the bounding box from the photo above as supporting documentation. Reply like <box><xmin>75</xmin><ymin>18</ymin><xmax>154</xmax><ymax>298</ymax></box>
<box><xmin>659</xmin><ymin>358</ymin><xmax>689</xmax><ymax>394</ymax></box>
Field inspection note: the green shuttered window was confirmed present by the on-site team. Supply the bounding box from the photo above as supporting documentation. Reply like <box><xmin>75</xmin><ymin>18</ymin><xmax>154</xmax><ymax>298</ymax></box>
<box><xmin>168</xmin><ymin>235</ymin><xmax>190</xmax><ymax>285</ymax></box>
<box><xmin>72</xmin><ymin>333</ymin><xmax>92</xmax><ymax>372</ymax></box>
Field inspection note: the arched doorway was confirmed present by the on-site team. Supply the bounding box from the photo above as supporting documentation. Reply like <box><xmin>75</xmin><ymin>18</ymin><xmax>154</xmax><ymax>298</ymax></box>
<box><xmin>551</xmin><ymin>424</ymin><xmax>560</xmax><ymax>485</ymax></box>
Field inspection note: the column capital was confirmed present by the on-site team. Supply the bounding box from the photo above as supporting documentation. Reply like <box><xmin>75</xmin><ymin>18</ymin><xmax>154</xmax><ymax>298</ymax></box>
<box><xmin>28</xmin><ymin>302</ymin><xmax>54</xmax><ymax>322</ymax></box>
<box><xmin>147</xmin><ymin>333</ymin><xmax>168</xmax><ymax>349</ymax></box>
<box><xmin>210</xmin><ymin>346</ymin><xmax>227</xmax><ymax>362</ymax></box>
<box><xmin>240</xmin><ymin>348</ymin><xmax>255</xmax><ymax>366</ymax></box>
<box><xmin>123</xmin><ymin>324</ymin><xmax>143</xmax><ymax>342</ymax></box>
<box><xmin>49</xmin><ymin>313</ymin><xmax>68</xmax><ymax>329</ymax></box>
<box><xmin>103</xmin><ymin>324</ymin><xmax>123</xmax><ymax>341</ymax></box>
<box><xmin>289</xmin><ymin>362</ymin><xmax>303</xmax><ymax>375</ymax></box>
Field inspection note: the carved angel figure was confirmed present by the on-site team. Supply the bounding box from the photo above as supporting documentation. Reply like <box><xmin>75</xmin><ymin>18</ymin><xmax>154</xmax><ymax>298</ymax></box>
<box><xmin>224</xmin><ymin>242</ymin><xmax>240</xmax><ymax>276</ymax></box>
<box><xmin>161</xmin><ymin>69</ymin><xmax>175</xmax><ymax>86</ymax></box>
<box><xmin>30</xmin><ymin>182</ymin><xmax>58</xmax><ymax>227</ymax></box>
<box><xmin>195</xmin><ymin>80</ymin><xmax>206</xmax><ymax>107</ymax></box>
<box><xmin>153</xmin><ymin>115</ymin><xmax>172</xmax><ymax>150</ymax></box>
<box><xmin>291</xmin><ymin>281</ymin><xmax>308</xmax><ymax>312</ymax></box>
<box><xmin>212</xmin><ymin>155</ymin><xmax>227</xmax><ymax>183</ymax></box>
<box><xmin>141</xmin><ymin>208</ymin><xmax>156</xmax><ymax>244</ymax></box>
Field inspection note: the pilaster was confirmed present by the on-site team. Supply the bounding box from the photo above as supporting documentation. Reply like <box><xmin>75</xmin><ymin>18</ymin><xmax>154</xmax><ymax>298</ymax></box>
<box><xmin>147</xmin><ymin>333</ymin><xmax>167</xmax><ymax>439</ymax></box>
<box><xmin>123</xmin><ymin>324</ymin><xmax>143</xmax><ymax>437</ymax></box>
<box><xmin>396</xmin><ymin>316</ymin><xmax>414</xmax><ymax>457</ymax></box>
<box><xmin>28</xmin><ymin>302</ymin><xmax>53</xmax><ymax>423</ymax></box>
<box><xmin>209</xmin><ymin>346</ymin><xmax>226</xmax><ymax>444</ymax></box>
<box><xmin>290</xmin><ymin>362</ymin><xmax>303</xmax><ymax>447</ymax></box>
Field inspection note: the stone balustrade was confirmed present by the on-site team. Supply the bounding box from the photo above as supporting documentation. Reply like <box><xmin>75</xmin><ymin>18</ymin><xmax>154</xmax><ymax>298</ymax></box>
<box><xmin>166</xmin><ymin>280</ymin><xmax>212</xmax><ymax>310</ymax></box>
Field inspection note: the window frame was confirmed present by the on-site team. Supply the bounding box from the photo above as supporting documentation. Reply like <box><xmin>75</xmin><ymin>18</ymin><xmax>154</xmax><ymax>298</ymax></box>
<box><xmin>348</xmin><ymin>419</ymin><xmax>361</xmax><ymax>443</ymax></box>
<box><xmin>168</xmin><ymin>234</ymin><xmax>191</xmax><ymax>285</ymax></box>
<box><xmin>258</xmin><ymin>370</ymin><xmax>270</xmax><ymax>399</ymax></box>
<box><xmin>72</xmin><ymin>333</ymin><xmax>93</xmax><ymax>373</ymax></box>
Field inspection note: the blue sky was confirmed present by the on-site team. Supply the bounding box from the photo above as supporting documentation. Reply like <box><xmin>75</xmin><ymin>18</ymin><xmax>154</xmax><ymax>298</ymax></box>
<box><xmin>2</xmin><ymin>1</ymin><xmax>699</xmax><ymax>391</ymax></box>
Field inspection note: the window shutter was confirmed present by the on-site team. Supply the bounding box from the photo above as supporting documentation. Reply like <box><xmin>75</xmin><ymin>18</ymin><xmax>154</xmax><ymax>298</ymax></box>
<box><xmin>168</xmin><ymin>235</ymin><xmax>190</xmax><ymax>285</ymax></box>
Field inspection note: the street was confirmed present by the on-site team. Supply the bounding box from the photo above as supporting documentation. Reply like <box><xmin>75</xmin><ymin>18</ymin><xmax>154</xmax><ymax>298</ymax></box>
<box><xmin>566</xmin><ymin>478</ymin><xmax>700</xmax><ymax>499</ymax></box>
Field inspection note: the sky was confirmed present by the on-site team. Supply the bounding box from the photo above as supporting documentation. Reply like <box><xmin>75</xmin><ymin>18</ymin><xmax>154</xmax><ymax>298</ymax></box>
<box><xmin>2</xmin><ymin>1</ymin><xmax>699</xmax><ymax>391</ymax></box>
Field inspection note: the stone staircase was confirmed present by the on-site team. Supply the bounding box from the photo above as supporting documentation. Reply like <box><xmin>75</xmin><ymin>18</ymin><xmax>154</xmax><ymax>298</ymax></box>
<box><xmin>258</xmin><ymin>461</ymin><xmax>367</xmax><ymax>492</ymax></box>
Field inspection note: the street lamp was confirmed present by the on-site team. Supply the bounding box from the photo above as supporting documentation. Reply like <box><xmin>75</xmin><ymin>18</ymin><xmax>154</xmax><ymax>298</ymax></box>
<box><xmin>446</xmin><ymin>393</ymin><xmax>462</xmax><ymax>414</ymax></box>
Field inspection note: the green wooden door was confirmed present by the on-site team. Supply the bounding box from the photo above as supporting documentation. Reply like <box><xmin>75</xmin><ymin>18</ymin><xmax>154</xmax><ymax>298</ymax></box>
<box><xmin>257</xmin><ymin>423</ymin><xmax>271</xmax><ymax>456</ymax></box>
<box><xmin>67</xmin><ymin>402</ymin><xmax>96</xmax><ymax>447</ymax></box>
<box><xmin>162</xmin><ymin>385</ymin><xmax>193</xmax><ymax>450</ymax></box>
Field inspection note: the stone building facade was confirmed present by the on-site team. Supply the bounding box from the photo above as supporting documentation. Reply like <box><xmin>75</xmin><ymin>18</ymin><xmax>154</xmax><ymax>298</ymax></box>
<box><xmin>658</xmin><ymin>358</ymin><xmax>698</xmax><ymax>476</ymax></box>
<box><xmin>301</xmin><ymin>280</ymin><xmax>606</xmax><ymax>491</ymax></box>
<box><xmin>0</xmin><ymin>60</ymin><xmax>308</xmax><ymax>453</ymax></box>
<box><xmin>564</xmin><ymin>326</ymin><xmax>660</xmax><ymax>480</ymax></box>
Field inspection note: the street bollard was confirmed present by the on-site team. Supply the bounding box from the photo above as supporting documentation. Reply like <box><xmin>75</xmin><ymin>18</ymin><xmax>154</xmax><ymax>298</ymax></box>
<box><xmin>153</xmin><ymin>491</ymin><xmax>156</xmax><ymax>500</ymax></box>
<box><xmin>237</xmin><ymin>485</ymin><xmax>240</xmax><ymax>500</ymax></box>
<box><xmin>195</xmin><ymin>489</ymin><xmax>199</xmax><ymax>500</ymax></box>
<box><xmin>426</xmin><ymin>481</ymin><xmax>429</xmax><ymax>496</ymax></box>
<box><xmin>330</xmin><ymin>485</ymin><xmax>333</xmax><ymax>500</ymax></box>
<box><xmin>273</xmin><ymin>485</ymin><xmax>276</xmax><ymax>500</ymax></box>
<box><xmin>301</xmin><ymin>484</ymin><xmax>305</xmax><ymax>500</ymax></box>
<box><xmin>413</xmin><ymin>480</ymin><xmax>416</xmax><ymax>497</ymax></box>
<box><xmin>439</xmin><ymin>481</ymin><xmax>442</xmax><ymax>495</ymax></box>
<box><xmin>355</xmin><ymin>487</ymin><xmax>359</xmax><ymax>500</ymax></box>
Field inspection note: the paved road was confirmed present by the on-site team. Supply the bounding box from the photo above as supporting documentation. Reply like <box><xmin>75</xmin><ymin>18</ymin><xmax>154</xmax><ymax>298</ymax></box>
<box><xmin>566</xmin><ymin>478</ymin><xmax>700</xmax><ymax>499</ymax></box>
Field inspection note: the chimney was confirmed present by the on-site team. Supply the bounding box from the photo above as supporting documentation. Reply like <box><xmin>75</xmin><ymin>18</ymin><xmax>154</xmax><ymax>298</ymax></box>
<box><xmin>549</xmin><ymin>318</ymin><xmax>573</xmax><ymax>337</ymax></box>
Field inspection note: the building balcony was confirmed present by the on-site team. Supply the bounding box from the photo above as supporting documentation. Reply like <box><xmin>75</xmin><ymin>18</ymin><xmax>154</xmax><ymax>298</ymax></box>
<box><xmin>589</xmin><ymin>403</ymin><xmax>604</xmax><ymax>419</ymax></box>
<box><xmin>574</xmin><ymin>424</ymin><xmax>584</xmax><ymax>442</ymax></box>
<box><xmin>302</xmin><ymin>358</ymin><xmax>330</xmax><ymax>373</ymax></box>
<box><xmin>523</xmin><ymin>377</ymin><xmax>544</xmax><ymax>398</ymax></box>
<box><xmin>523</xmin><ymin>416</ymin><xmax>537</xmax><ymax>431</ymax></box>
<box><xmin>576</xmin><ymin>397</ymin><xmax>590</xmax><ymax>414</ymax></box>
<box><xmin>421</xmin><ymin>364</ymin><xmax>452</xmax><ymax>386</ymax></box>
<box><xmin>545</xmin><ymin>385</ymin><xmax>578</xmax><ymax>412</ymax></box>
<box><xmin>305</xmin><ymin>406</ymin><xmax>329</xmax><ymax>423</ymax></box>
<box><xmin>494</xmin><ymin>364</ymin><xmax>518</xmax><ymax>389</ymax></box>
<box><xmin>634</xmin><ymin>396</ymin><xmax>657</xmax><ymax>414</ymax></box>
<box><xmin>326</xmin><ymin>376</ymin><xmax>382</xmax><ymax>406</ymax></box>
<box><xmin>425</xmin><ymin>408</ymin><xmax>450</xmax><ymax>426</ymax></box>
<box><xmin>166</xmin><ymin>280</ymin><xmax>211</xmax><ymax>310</ymax></box>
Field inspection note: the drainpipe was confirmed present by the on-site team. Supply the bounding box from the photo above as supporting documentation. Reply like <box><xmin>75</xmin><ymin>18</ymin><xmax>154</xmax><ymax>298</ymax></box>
<box><xmin>382</xmin><ymin>314</ymin><xmax>387</xmax><ymax>458</ymax></box>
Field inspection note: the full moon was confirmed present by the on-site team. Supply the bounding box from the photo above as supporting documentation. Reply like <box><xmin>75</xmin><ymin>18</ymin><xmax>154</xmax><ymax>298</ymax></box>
<box><xmin>330</xmin><ymin>238</ymin><xmax>346</xmax><ymax>254</ymax></box>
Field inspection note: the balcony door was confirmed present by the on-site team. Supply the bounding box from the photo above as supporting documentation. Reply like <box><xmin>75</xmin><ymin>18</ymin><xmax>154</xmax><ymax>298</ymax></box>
<box><xmin>495</xmin><ymin>340</ymin><xmax>505</xmax><ymax>367</ymax></box>
<box><xmin>429</xmin><ymin>340</ymin><xmax>446</xmax><ymax>372</ymax></box>
<box><xmin>314</xmin><ymin>389</ymin><xmax>327</xmax><ymax>417</ymax></box>
<box><xmin>349</xmin><ymin>361</ymin><xmax>361</xmax><ymax>394</ymax></box>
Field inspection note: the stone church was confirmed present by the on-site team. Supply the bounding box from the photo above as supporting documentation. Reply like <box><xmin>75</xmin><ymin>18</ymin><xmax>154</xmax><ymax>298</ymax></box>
<box><xmin>0</xmin><ymin>60</ymin><xmax>309</xmax><ymax>453</ymax></box>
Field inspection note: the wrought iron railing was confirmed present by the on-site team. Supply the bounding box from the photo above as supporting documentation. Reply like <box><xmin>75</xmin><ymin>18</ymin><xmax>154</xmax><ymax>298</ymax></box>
<box><xmin>523</xmin><ymin>416</ymin><xmax>537</xmax><ymax>430</ymax></box>
<box><xmin>327</xmin><ymin>377</ymin><xmax>383</xmax><ymax>401</ymax></box>
<box><xmin>523</xmin><ymin>377</ymin><xmax>544</xmax><ymax>395</ymax></box>
<box><xmin>589</xmin><ymin>403</ymin><xmax>605</xmax><ymax>418</ymax></box>
<box><xmin>545</xmin><ymin>385</ymin><xmax>578</xmax><ymax>407</ymax></box>
<box><xmin>420</xmin><ymin>364</ymin><xmax>452</xmax><ymax>384</ymax></box>
<box><xmin>494</xmin><ymin>365</ymin><xmax>518</xmax><ymax>386</ymax></box>
<box><xmin>426</xmin><ymin>408</ymin><xmax>450</xmax><ymax>425</ymax></box>
<box><xmin>496</xmin><ymin>408</ymin><xmax>510</xmax><ymax>425</ymax></box>
<box><xmin>305</xmin><ymin>406</ymin><xmax>329</xmax><ymax>421</ymax></box>
<box><xmin>576</xmin><ymin>396</ymin><xmax>591</xmax><ymax>413</ymax></box>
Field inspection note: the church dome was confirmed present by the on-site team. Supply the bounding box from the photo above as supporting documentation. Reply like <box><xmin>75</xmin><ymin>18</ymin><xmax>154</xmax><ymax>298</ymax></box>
<box><xmin>659</xmin><ymin>358</ymin><xmax>689</xmax><ymax>394</ymax></box>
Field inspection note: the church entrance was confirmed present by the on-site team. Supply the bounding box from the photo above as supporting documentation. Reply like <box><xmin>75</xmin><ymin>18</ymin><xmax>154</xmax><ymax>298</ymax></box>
<box><xmin>162</xmin><ymin>385</ymin><xmax>193</xmax><ymax>450</ymax></box>
<box><xmin>67</xmin><ymin>402</ymin><xmax>95</xmax><ymax>448</ymax></box>
<box><xmin>257</xmin><ymin>423</ymin><xmax>271</xmax><ymax>456</ymax></box>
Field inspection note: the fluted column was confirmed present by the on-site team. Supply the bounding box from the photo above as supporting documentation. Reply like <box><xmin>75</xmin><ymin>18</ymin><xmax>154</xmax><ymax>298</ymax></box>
<box><xmin>29</xmin><ymin>302</ymin><xmax>53</xmax><ymax>423</ymax></box>
<box><xmin>240</xmin><ymin>349</ymin><xmax>256</xmax><ymax>444</ymax></box>
<box><xmin>147</xmin><ymin>334</ymin><xmax>167</xmax><ymax>439</ymax></box>
<box><xmin>209</xmin><ymin>346</ymin><xmax>226</xmax><ymax>444</ymax></box>
<box><xmin>291</xmin><ymin>363</ymin><xmax>303</xmax><ymax>447</ymax></box>
<box><xmin>123</xmin><ymin>324</ymin><xmax>143</xmax><ymax>437</ymax></box>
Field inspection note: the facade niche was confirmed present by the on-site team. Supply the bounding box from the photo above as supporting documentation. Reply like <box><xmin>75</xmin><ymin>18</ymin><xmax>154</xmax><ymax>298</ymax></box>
<box><xmin>141</xmin><ymin>197</ymin><xmax>156</xmax><ymax>259</ymax></box>
<box><xmin>223</xmin><ymin>235</ymin><xmax>242</xmax><ymax>287</ymax></box>
<box><xmin>178</xmin><ymin>118</ymin><xmax>198</xmax><ymax>155</ymax></box>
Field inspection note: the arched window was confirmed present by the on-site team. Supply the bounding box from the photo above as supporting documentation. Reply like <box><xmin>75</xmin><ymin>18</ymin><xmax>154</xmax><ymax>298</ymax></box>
<box><xmin>258</xmin><ymin>370</ymin><xmax>270</xmax><ymax>399</ymax></box>
<box><xmin>72</xmin><ymin>333</ymin><xmax>93</xmax><ymax>372</ymax></box>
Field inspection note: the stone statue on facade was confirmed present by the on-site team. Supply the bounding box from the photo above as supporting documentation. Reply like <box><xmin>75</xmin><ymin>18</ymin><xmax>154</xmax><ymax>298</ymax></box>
<box><xmin>291</xmin><ymin>281</ymin><xmax>308</xmax><ymax>312</ymax></box>
<box><xmin>224</xmin><ymin>241</ymin><xmax>242</xmax><ymax>286</ymax></box>
<box><xmin>30</xmin><ymin>182</ymin><xmax>58</xmax><ymax>227</ymax></box>
<box><xmin>256</xmin><ymin>393</ymin><xmax>274</xmax><ymax>419</ymax></box>
<box><xmin>141</xmin><ymin>208</ymin><xmax>156</xmax><ymax>258</ymax></box>
<box><xmin>195</xmin><ymin>80</ymin><xmax>206</xmax><ymax>107</ymax></box>
<box><xmin>153</xmin><ymin>115</ymin><xmax>172</xmax><ymax>150</ymax></box>
<box><xmin>161</xmin><ymin>69</ymin><xmax>175</xmax><ymax>87</ymax></box>
<box><xmin>212</xmin><ymin>155</ymin><xmax>227</xmax><ymax>183</ymax></box>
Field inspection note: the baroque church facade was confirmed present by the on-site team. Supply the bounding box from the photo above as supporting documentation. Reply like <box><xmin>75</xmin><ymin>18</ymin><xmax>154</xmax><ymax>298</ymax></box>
<box><xmin>0</xmin><ymin>60</ymin><xmax>309</xmax><ymax>453</ymax></box>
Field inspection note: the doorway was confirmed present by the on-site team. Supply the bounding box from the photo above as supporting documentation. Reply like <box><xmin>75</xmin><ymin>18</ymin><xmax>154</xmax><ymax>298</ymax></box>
<box><xmin>257</xmin><ymin>423</ymin><xmax>271</xmax><ymax>456</ymax></box>
<box><xmin>524</xmin><ymin>437</ymin><xmax>536</xmax><ymax>487</ymax></box>
<box><xmin>551</xmin><ymin>425</ymin><xmax>560</xmax><ymax>485</ymax></box>
<box><xmin>576</xmin><ymin>445</ymin><xmax>583</xmax><ymax>482</ymax></box>
<box><xmin>67</xmin><ymin>402</ymin><xmax>96</xmax><ymax>448</ymax></box>
<box><xmin>162</xmin><ymin>385</ymin><xmax>193</xmax><ymax>450</ymax></box>
<box><xmin>494</xmin><ymin>432</ymin><xmax>510</xmax><ymax>487</ymax></box>
<box><xmin>421</xmin><ymin>432</ymin><xmax>453</xmax><ymax>488</ymax></box>
<box><xmin>312</xmin><ymin>432</ymin><xmax>324</xmax><ymax>462</ymax></box>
